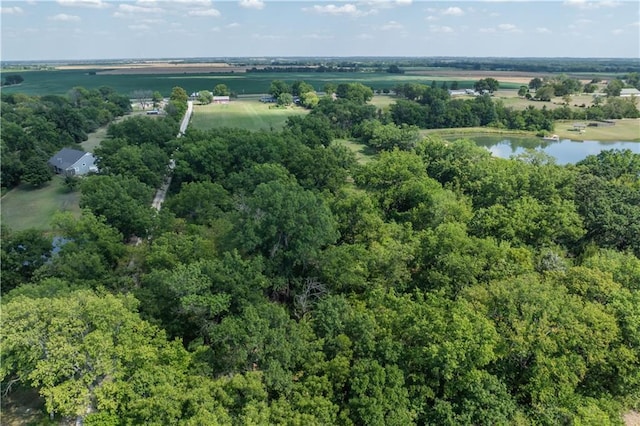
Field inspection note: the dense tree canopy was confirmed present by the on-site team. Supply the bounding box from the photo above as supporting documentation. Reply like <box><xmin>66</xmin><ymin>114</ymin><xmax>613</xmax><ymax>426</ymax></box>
<box><xmin>3</xmin><ymin>84</ymin><xmax>639</xmax><ymax>425</ymax></box>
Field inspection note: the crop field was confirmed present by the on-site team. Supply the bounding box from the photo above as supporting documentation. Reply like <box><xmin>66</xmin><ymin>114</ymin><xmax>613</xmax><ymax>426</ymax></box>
<box><xmin>1</xmin><ymin>177</ymin><xmax>80</xmax><ymax>232</ymax></box>
<box><xmin>190</xmin><ymin>100</ymin><xmax>308</xmax><ymax>132</ymax></box>
<box><xmin>0</xmin><ymin>68</ymin><xmax>522</xmax><ymax>97</ymax></box>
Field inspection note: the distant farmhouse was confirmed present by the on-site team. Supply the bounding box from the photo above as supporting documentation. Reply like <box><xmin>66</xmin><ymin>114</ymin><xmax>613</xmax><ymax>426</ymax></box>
<box><xmin>48</xmin><ymin>148</ymin><xmax>97</xmax><ymax>176</ymax></box>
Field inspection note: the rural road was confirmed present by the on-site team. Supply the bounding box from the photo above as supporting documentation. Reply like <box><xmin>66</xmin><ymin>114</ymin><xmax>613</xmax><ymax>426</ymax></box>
<box><xmin>150</xmin><ymin>100</ymin><xmax>192</xmax><ymax>211</ymax></box>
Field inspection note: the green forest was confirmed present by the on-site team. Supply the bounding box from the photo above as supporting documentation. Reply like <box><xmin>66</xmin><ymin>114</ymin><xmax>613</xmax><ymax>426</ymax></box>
<box><xmin>2</xmin><ymin>83</ymin><xmax>640</xmax><ymax>425</ymax></box>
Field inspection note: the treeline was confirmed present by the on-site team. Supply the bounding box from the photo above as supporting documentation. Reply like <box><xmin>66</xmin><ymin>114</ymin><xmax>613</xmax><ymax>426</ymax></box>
<box><xmin>2</xmin><ymin>86</ymin><xmax>640</xmax><ymax>425</ymax></box>
<box><xmin>240</xmin><ymin>57</ymin><xmax>640</xmax><ymax>73</ymax></box>
<box><xmin>0</xmin><ymin>87</ymin><xmax>131</xmax><ymax>189</ymax></box>
<box><xmin>386</xmin><ymin>82</ymin><xmax>639</xmax><ymax>133</ymax></box>
<box><xmin>2</xmin><ymin>74</ymin><xmax>23</xmax><ymax>86</ymax></box>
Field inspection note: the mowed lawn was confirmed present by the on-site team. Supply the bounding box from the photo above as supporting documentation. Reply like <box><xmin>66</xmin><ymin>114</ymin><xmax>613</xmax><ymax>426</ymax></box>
<box><xmin>1</xmin><ymin>177</ymin><xmax>80</xmax><ymax>232</ymax></box>
<box><xmin>334</xmin><ymin>139</ymin><xmax>377</xmax><ymax>164</ymax></box>
<box><xmin>190</xmin><ymin>100</ymin><xmax>308</xmax><ymax>132</ymax></box>
<box><xmin>554</xmin><ymin>119</ymin><xmax>640</xmax><ymax>141</ymax></box>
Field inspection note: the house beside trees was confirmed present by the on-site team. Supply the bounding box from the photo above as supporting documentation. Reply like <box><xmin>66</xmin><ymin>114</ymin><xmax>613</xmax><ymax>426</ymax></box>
<box><xmin>48</xmin><ymin>148</ymin><xmax>97</xmax><ymax>176</ymax></box>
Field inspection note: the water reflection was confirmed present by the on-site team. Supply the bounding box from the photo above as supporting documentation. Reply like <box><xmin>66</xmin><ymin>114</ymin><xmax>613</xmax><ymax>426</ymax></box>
<box><xmin>444</xmin><ymin>135</ymin><xmax>639</xmax><ymax>165</ymax></box>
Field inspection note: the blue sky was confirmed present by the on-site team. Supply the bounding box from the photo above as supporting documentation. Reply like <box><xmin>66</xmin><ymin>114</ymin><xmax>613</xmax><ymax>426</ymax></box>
<box><xmin>1</xmin><ymin>0</ymin><xmax>639</xmax><ymax>60</ymax></box>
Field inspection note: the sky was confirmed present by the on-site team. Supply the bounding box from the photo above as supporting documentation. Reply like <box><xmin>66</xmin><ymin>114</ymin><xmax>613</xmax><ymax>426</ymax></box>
<box><xmin>1</xmin><ymin>0</ymin><xmax>639</xmax><ymax>61</ymax></box>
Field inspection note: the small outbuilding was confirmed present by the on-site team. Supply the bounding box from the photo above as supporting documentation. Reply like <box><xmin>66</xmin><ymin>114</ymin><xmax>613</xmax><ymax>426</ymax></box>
<box><xmin>48</xmin><ymin>148</ymin><xmax>97</xmax><ymax>176</ymax></box>
<box><xmin>620</xmin><ymin>88</ymin><xmax>640</xmax><ymax>97</ymax></box>
<box><xmin>213</xmin><ymin>95</ymin><xmax>230</xmax><ymax>104</ymax></box>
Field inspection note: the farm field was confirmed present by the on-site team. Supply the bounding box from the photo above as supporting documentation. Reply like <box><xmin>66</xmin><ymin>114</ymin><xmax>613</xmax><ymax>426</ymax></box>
<box><xmin>0</xmin><ymin>69</ymin><xmax>524</xmax><ymax>97</ymax></box>
<box><xmin>1</xmin><ymin>177</ymin><xmax>80</xmax><ymax>232</ymax></box>
<box><xmin>190</xmin><ymin>100</ymin><xmax>308</xmax><ymax>132</ymax></box>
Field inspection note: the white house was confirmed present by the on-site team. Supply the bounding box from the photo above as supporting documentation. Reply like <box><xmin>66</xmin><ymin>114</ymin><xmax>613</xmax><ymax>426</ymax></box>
<box><xmin>48</xmin><ymin>148</ymin><xmax>97</xmax><ymax>176</ymax></box>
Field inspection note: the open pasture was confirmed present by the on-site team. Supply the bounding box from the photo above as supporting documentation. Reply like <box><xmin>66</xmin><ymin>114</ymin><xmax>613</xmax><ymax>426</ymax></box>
<box><xmin>1</xmin><ymin>177</ymin><xmax>80</xmax><ymax>232</ymax></box>
<box><xmin>554</xmin><ymin>119</ymin><xmax>640</xmax><ymax>141</ymax></box>
<box><xmin>495</xmin><ymin>90</ymin><xmax>597</xmax><ymax>110</ymax></box>
<box><xmin>190</xmin><ymin>100</ymin><xmax>308</xmax><ymax>132</ymax></box>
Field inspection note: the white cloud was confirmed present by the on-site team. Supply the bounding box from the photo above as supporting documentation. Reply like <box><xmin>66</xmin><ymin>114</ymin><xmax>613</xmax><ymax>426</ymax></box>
<box><xmin>57</xmin><ymin>0</ymin><xmax>109</xmax><ymax>8</ymax></box>
<box><xmin>49</xmin><ymin>13</ymin><xmax>81</xmax><ymax>21</ymax></box>
<box><xmin>174</xmin><ymin>0</ymin><xmax>212</xmax><ymax>5</ymax></box>
<box><xmin>303</xmin><ymin>33</ymin><xmax>335</xmax><ymax>40</ymax></box>
<box><xmin>563</xmin><ymin>0</ymin><xmax>621</xmax><ymax>10</ymax></box>
<box><xmin>128</xmin><ymin>24</ymin><xmax>151</xmax><ymax>31</ymax></box>
<box><xmin>381</xmin><ymin>20</ymin><xmax>403</xmax><ymax>30</ymax></box>
<box><xmin>305</xmin><ymin>4</ymin><xmax>373</xmax><ymax>17</ymax></box>
<box><xmin>361</xmin><ymin>0</ymin><xmax>412</xmax><ymax>8</ymax></box>
<box><xmin>140</xmin><ymin>18</ymin><xmax>164</xmax><ymax>24</ymax></box>
<box><xmin>425</xmin><ymin>15</ymin><xmax>437</xmax><ymax>21</ymax></box>
<box><xmin>442</xmin><ymin>6</ymin><xmax>464</xmax><ymax>16</ymax></box>
<box><xmin>252</xmin><ymin>33</ymin><xmax>284</xmax><ymax>40</ymax></box>
<box><xmin>611</xmin><ymin>28</ymin><xmax>623</xmax><ymax>34</ymax></box>
<box><xmin>479</xmin><ymin>27</ymin><xmax>496</xmax><ymax>33</ymax></box>
<box><xmin>1</xmin><ymin>6</ymin><xmax>24</xmax><ymax>14</ymax></box>
<box><xmin>536</xmin><ymin>27</ymin><xmax>551</xmax><ymax>33</ymax></box>
<box><xmin>239</xmin><ymin>0</ymin><xmax>265</xmax><ymax>10</ymax></box>
<box><xmin>631</xmin><ymin>21</ymin><xmax>640</xmax><ymax>27</ymax></box>
<box><xmin>498</xmin><ymin>23</ymin><xmax>520</xmax><ymax>32</ymax></box>
<box><xmin>114</xmin><ymin>4</ymin><xmax>164</xmax><ymax>18</ymax></box>
<box><xmin>430</xmin><ymin>25</ymin><xmax>454</xmax><ymax>33</ymax></box>
<box><xmin>188</xmin><ymin>8</ymin><xmax>221</xmax><ymax>17</ymax></box>
<box><xmin>356</xmin><ymin>33</ymin><xmax>374</xmax><ymax>39</ymax></box>
<box><xmin>575</xmin><ymin>18</ymin><xmax>593</xmax><ymax>24</ymax></box>
<box><xmin>226</xmin><ymin>22</ymin><xmax>240</xmax><ymax>28</ymax></box>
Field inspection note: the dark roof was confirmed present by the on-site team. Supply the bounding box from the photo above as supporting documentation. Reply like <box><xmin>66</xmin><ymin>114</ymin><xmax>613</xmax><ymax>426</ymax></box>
<box><xmin>48</xmin><ymin>148</ymin><xmax>87</xmax><ymax>170</ymax></box>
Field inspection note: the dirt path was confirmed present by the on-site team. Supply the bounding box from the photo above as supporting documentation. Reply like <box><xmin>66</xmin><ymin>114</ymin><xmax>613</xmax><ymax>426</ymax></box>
<box><xmin>625</xmin><ymin>411</ymin><xmax>640</xmax><ymax>426</ymax></box>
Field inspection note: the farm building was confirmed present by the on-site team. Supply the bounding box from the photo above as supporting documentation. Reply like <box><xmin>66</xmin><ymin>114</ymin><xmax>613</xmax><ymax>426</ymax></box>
<box><xmin>620</xmin><ymin>88</ymin><xmax>640</xmax><ymax>97</ymax></box>
<box><xmin>48</xmin><ymin>148</ymin><xmax>97</xmax><ymax>176</ymax></box>
<box><xmin>213</xmin><ymin>95</ymin><xmax>230</xmax><ymax>104</ymax></box>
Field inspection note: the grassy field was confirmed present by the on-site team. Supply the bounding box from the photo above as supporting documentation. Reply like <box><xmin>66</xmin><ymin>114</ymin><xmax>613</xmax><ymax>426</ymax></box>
<box><xmin>495</xmin><ymin>90</ymin><xmax>598</xmax><ymax>111</ymax></box>
<box><xmin>334</xmin><ymin>139</ymin><xmax>377</xmax><ymax>164</ymax></box>
<box><xmin>82</xmin><ymin>122</ymin><xmax>112</xmax><ymax>152</ymax></box>
<box><xmin>369</xmin><ymin>95</ymin><xmax>397</xmax><ymax>110</ymax></box>
<box><xmin>1</xmin><ymin>177</ymin><xmax>80</xmax><ymax>232</ymax></box>
<box><xmin>554</xmin><ymin>119</ymin><xmax>640</xmax><ymax>141</ymax></box>
<box><xmin>421</xmin><ymin>119</ymin><xmax>640</xmax><ymax>142</ymax></box>
<box><xmin>190</xmin><ymin>100</ymin><xmax>308</xmax><ymax>132</ymax></box>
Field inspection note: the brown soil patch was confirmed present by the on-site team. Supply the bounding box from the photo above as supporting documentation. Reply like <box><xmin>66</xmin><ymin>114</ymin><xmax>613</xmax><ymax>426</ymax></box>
<box><xmin>55</xmin><ymin>62</ymin><xmax>259</xmax><ymax>74</ymax></box>
<box><xmin>625</xmin><ymin>411</ymin><xmax>640</xmax><ymax>426</ymax></box>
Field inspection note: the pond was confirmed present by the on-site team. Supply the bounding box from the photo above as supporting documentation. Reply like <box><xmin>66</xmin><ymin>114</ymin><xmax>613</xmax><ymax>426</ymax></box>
<box><xmin>444</xmin><ymin>134</ymin><xmax>639</xmax><ymax>165</ymax></box>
